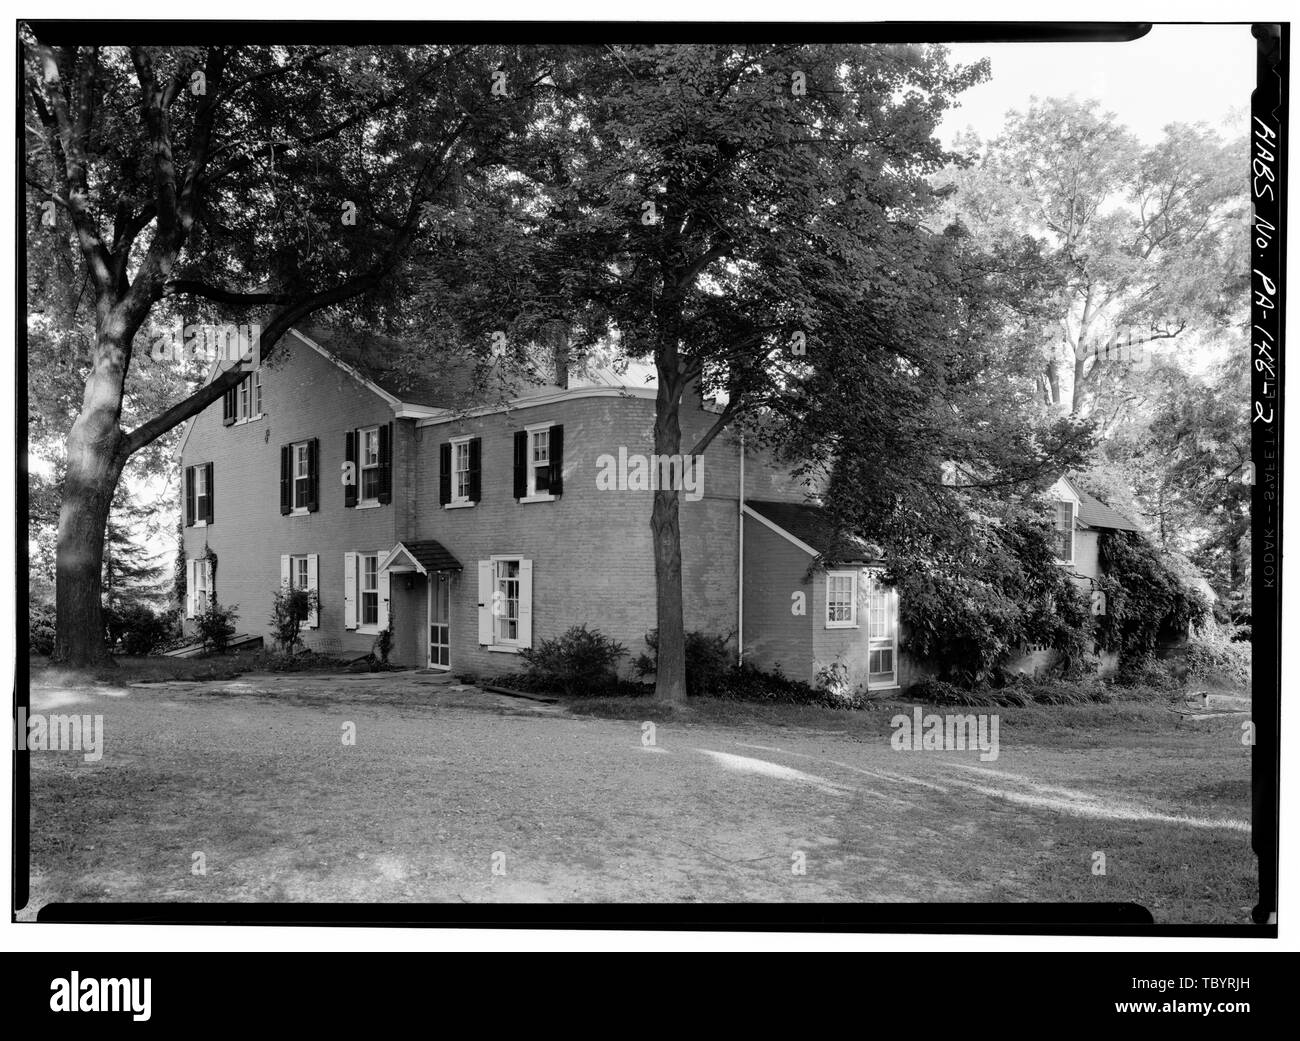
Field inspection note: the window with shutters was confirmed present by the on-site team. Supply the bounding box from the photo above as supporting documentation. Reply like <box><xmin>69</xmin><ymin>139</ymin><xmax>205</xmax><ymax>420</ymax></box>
<box><xmin>361</xmin><ymin>553</ymin><xmax>380</xmax><ymax>627</ymax></box>
<box><xmin>453</xmin><ymin>438</ymin><xmax>472</xmax><ymax>502</ymax></box>
<box><xmin>518</xmin><ymin>422</ymin><xmax>561</xmax><ymax>502</ymax></box>
<box><xmin>189</xmin><ymin>464</ymin><xmax>210</xmax><ymax>527</ymax></box>
<box><xmin>493</xmin><ymin>557</ymin><xmax>521</xmax><ymax>644</ymax></box>
<box><xmin>359</xmin><ymin>426</ymin><xmax>381</xmax><ymax>503</ymax></box>
<box><xmin>293</xmin><ymin>442</ymin><xmax>312</xmax><ymax>509</ymax></box>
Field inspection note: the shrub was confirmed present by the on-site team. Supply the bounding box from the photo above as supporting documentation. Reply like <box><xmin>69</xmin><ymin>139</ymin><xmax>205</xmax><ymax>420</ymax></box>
<box><xmin>1095</xmin><ymin>530</ymin><xmax>1210</xmax><ymax>667</ymax></box>
<box><xmin>372</xmin><ymin>627</ymin><xmax>394</xmax><ymax>664</ymax></box>
<box><xmin>713</xmin><ymin>661</ymin><xmax>866</xmax><ymax>709</ymax></box>
<box><xmin>106</xmin><ymin>601</ymin><xmax>174</xmax><ymax>656</ymax></box>
<box><xmin>270</xmin><ymin>585</ymin><xmax>319</xmax><ymax>653</ymax></box>
<box><xmin>520</xmin><ymin>624</ymin><xmax>627</xmax><ymax>696</ymax></box>
<box><xmin>894</xmin><ymin>515</ymin><xmax>1094</xmax><ymax>687</ymax></box>
<box><xmin>1184</xmin><ymin>620</ymin><xmax>1252</xmax><ymax>688</ymax></box>
<box><xmin>194</xmin><ymin>597</ymin><xmax>239</xmax><ymax>654</ymax></box>
<box><xmin>633</xmin><ymin>629</ymin><xmax>734</xmax><ymax>696</ymax></box>
<box><xmin>30</xmin><ymin>601</ymin><xmax>57</xmax><ymax>656</ymax></box>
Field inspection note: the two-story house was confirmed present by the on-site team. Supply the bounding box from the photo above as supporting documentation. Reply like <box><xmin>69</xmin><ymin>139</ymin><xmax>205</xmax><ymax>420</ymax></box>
<box><xmin>177</xmin><ymin>327</ymin><xmax>905</xmax><ymax>694</ymax></box>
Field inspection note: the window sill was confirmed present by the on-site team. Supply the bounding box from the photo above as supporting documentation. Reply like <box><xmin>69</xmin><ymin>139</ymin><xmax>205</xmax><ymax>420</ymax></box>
<box><xmin>867</xmin><ymin>683</ymin><xmax>900</xmax><ymax>692</ymax></box>
<box><xmin>825</xmin><ymin>622</ymin><xmax>859</xmax><ymax>630</ymax></box>
<box><xmin>355</xmin><ymin>501</ymin><xmax>383</xmax><ymax>510</ymax></box>
<box><xmin>233</xmin><ymin>415</ymin><xmax>264</xmax><ymax>426</ymax></box>
<box><xmin>486</xmin><ymin>644</ymin><xmax>523</xmax><ymax>654</ymax></box>
<box><xmin>518</xmin><ymin>493</ymin><xmax>556</xmax><ymax>504</ymax></box>
<box><xmin>192</xmin><ymin>520</ymin><xmax>207</xmax><ymax>529</ymax></box>
<box><xmin>443</xmin><ymin>500</ymin><xmax>476</xmax><ymax>510</ymax></box>
<box><xmin>290</xmin><ymin>507</ymin><xmax>309</xmax><ymax>516</ymax></box>
<box><xmin>356</xmin><ymin>625</ymin><xmax>380</xmax><ymax>636</ymax></box>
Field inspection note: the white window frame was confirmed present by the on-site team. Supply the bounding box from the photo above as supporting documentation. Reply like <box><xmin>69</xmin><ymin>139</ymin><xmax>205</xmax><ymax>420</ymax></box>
<box><xmin>359</xmin><ymin>426</ymin><xmax>381</xmax><ymax>505</ymax></box>
<box><xmin>232</xmin><ymin>370</ymin><xmax>264</xmax><ymax>424</ymax></box>
<box><xmin>190</xmin><ymin>464</ymin><xmax>209</xmax><ymax>528</ymax></box>
<box><xmin>291</xmin><ymin>441</ymin><xmax>312</xmax><ymax>512</ymax></box>
<box><xmin>492</xmin><ymin>556</ymin><xmax>523</xmax><ymax>646</ymax></box>
<box><xmin>521</xmin><ymin>422</ymin><xmax>556</xmax><ymax>502</ymax></box>
<box><xmin>252</xmin><ymin>368</ymin><xmax>263</xmax><ymax>418</ymax></box>
<box><xmin>865</xmin><ymin>572</ymin><xmax>899</xmax><ymax>690</ymax></box>
<box><xmin>292</xmin><ymin>555</ymin><xmax>310</xmax><ymax>592</ymax></box>
<box><xmin>359</xmin><ymin>552</ymin><xmax>381</xmax><ymax>632</ymax></box>
<box><xmin>1053</xmin><ymin>499</ymin><xmax>1076</xmax><ymax>565</ymax></box>
<box><xmin>193</xmin><ymin>558</ymin><xmax>210</xmax><ymax>604</ymax></box>
<box><xmin>825</xmin><ymin>570</ymin><xmax>858</xmax><ymax>629</ymax></box>
<box><xmin>451</xmin><ymin>435</ymin><xmax>474</xmax><ymax>505</ymax></box>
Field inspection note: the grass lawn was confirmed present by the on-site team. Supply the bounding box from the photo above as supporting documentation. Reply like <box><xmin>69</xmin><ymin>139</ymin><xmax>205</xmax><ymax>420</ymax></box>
<box><xmin>22</xmin><ymin>659</ymin><xmax>1255</xmax><ymax>922</ymax></box>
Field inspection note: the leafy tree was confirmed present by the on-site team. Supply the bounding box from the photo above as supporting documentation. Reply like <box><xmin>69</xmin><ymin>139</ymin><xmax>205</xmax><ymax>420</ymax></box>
<box><xmin>412</xmin><ymin>43</ymin><xmax>998</xmax><ymax>702</ymax></box>
<box><xmin>942</xmin><ymin>98</ymin><xmax>1248</xmax><ymax>415</ymax></box>
<box><xmin>23</xmin><ymin>30</ymin><xmax>528</xmax><ymax>664</ymax></box>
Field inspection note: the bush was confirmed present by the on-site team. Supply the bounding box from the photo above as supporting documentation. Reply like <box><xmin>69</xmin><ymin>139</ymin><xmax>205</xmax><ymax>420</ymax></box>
<box><xmin>894</xmin><ymin>515</ymin><xmax>1094</xmax><ymax>686</ymax></box>
<box><xmin>372</xmin><ymin>627</ymin><xmax>394</xmax><ymax>665</ymax></box>
<box><xmin>633</xmin><ymin>629</ymin><xmax>734</xmax><ymax>696</ymax></box>
<box><xmin>106</xmin><ymin>601</ymin><xmax>174</xmax><ymax>656</ymax></box>
<box><xmin>1184</xmin><ymin>620</ymin><xmax>1252</xmax><ymax>688</ymax></box>
<box><xmin>194</xmin><ymin>597</ymin><xmax>239</xmax><ymax>654</ymax></box>
<box><xmin>1095</xmin><ymin>530</ymin><xmax>1210</xmax><ymax>667</ymax></box>
<box><xmin>30</xmin><ymin>601</ymin><xmax>56</xmax><ymax>656</ymax></box>
<box><xmin>270</xmin><ymin>585</ymin><xmax>318</xmax><ymax>653</ymax></box>
<box><xmin>909</xmin><ymin>674</ymin><xmax>1112</xmax><ymax>707</ymax></box>
<box><xmin>519</xmin><ymin>624</ymin><xmax>627</xmax><ymax>696</ymax></box>
<box><xmin>713</xmin><ymin>661</ymin><xmax>867</xmax><ymax>709</ymax></box>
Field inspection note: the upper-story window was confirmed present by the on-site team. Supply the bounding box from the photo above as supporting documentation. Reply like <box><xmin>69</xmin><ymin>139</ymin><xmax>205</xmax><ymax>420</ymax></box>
<box><xmin>439</xmin><ymin>435</ymin><xmax>481</xmax><ymax>508</ymax></box>
<box><xmin>223</xmin><ymin>369</ymin><xmax>264</xmax><ymax>425</ymax></box>
<box><xmin>185</xmin><ymin>462</ymin><xmax>214</xmax><ymax>527</ymax></box>
<box><xmin>1053</xmin><ymin>500</ymin><xmax>1075</xmax><ymax>564</ymax></box>
<box><xmin>360</xmin><ymin>426</ymin><xmax>381</xmax><ymax>503</ymax></box>
<box><xmin>513</xmin><ymin>423</ymin><xmax>564</xmax><ymax>502</ymax></box>
<box><xmin>344</xmin><ymin>423</ymin><xmax>392</xmax><ymax>509</ymax></box>
<box><xmin>280</xmin><ymin>439</ymin><xmax>319</xmax><ymax>515</ymax></box>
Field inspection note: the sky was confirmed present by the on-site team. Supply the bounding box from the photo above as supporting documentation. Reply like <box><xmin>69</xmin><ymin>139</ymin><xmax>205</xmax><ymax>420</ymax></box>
<box><xmin>938</xmin><ymin>24</ymin><xmax>1256</xmax><ymax>146</ymax></box>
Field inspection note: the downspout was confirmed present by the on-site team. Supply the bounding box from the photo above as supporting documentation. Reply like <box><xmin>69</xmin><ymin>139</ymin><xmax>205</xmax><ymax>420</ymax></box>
<box><xmin>737</xmin><ymin>433</ymin><xmax>744</xmax><ymax>665</ymax></box>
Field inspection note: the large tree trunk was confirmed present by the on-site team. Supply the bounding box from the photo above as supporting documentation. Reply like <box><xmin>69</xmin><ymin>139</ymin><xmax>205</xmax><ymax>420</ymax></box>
<box><xmin>51</xmin><ymin>333</ymin><xmax>129</xmax><ymax>666</ymax></box>
<box><xmin>651</xmin><ymin>372</ymin><xmax>688</xmax><ymax>704</ymax></box>
<box><xmin>1070</xmin><ymin>353</ymin><xmax>1089</xmax><ymax>415</ymax></box>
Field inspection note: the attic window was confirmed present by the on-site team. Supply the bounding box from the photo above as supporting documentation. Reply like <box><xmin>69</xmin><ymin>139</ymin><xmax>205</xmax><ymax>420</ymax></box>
<box><xmin>1053</xmin><ymin>500</ymin><xmax>1075</xmax><ymax>564</ymax></box>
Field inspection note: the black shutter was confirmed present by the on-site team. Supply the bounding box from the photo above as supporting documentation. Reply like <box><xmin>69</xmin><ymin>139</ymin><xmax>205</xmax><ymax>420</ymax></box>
<box><xmin>280</xmin><ymin>445</ymin><xmax>292</xmax><ymax>515</ymax></box>
<box><xmin>439</xmin><ymin>442</ymin><xmax>452</xmax><ymax>505</ymax></box>
<box><xmin>185</xmin><ymin>466</ymin><xmax>195</xmax><ymax>527</ymax></box>
<box><xmin>205</xmin><ymin>463</ymin><xmax>215</xmax><ymax>524</ymax></box>
<box><xmin>307</xmin><ymin>438</ymin><xmax>319</xmax><ymax>512</ymax></box>
<box><xmin>344</xmin><ymin>430</ymin><xmax>357</xmax><ymax>508</ymax></box>
<box><xmin>378</xmin><ymin>422</ymin><xmax>393</xmax><ymax>504</ymax></box>
<box><xmin>469</xmin><ymin>437</ymin><xmax>482</xmax><ymax>502</ymax></box>
<box><xmin>512</xmin><ymin>430</ymin><xmax>528</xmax><ymax>499</ymax></box>
<box><xmin>222</xmin><ymin>387</ymin><xmax>236</xmax><ymax>426</ymax></box>
<box><xmin>548</xmin><ymin>425</ymin><xmax>564</xmax><ymax>496</ymax></box>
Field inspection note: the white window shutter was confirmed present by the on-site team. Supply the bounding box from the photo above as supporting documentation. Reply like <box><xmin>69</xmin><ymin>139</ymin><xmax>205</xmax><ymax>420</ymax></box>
<box><xmin>376</xmin><ymin>569</ymin><xmax>390</xmax><ymax>631</ymax></box>
<box><xmin>203</xmin><ymin>560</ymin><xmax>214</xmax><ymax>607</ymax></box>
<box><xmin>343</xmin><ymin>552</ymin><xmax>357</xmax><ymax>630</ymax></box>
<box><xmin>280</xmin><ymin>554</ymin><xmax>291</xmax><ymax>588</ymax></box>
<box><xmin>518</xmin><ymin>559</ymin><xmax>533</xmax><ymax>648</ymax></box>
<box><xmin>477</xmin><ymin>560</ymin><xmax>494</xmax><ymax>645</ymax></box>
<box><xmin>186</xmin><ymin>559</ymin><xmax>197</xmax><ymax>618</ymax></box>
<box><xmin>307</xmin><ymin>554</ymin><xmax>319</xmax><ymax>629</ymax></box>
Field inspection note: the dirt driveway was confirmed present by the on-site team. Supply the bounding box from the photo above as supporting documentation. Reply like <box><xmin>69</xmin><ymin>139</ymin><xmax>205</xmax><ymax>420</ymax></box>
<box><xmin>23</xmin><ymin>672</ymin><xmax>1254</xmax><ymax>922</ymax></box>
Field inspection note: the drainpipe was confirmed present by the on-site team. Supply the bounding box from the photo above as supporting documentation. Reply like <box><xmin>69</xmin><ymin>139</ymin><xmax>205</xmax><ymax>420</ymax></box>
<box><xmin>737</xmin><ymin>433</ymin><xmax>744</xmax><ymax>665</ymax></box>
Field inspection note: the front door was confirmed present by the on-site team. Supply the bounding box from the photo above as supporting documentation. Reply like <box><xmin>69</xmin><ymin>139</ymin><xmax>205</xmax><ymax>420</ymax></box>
<box><xmin>429</xmin><ymin>573</ymin><xmax>451</xmax><ymax>669</ymax></box>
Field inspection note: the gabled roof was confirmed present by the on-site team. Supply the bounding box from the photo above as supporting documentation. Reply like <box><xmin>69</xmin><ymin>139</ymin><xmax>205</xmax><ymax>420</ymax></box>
<box><xmin>1062</xmin><ymin>478</ymin><xmax>1142</xmax><ymax>532</ymax></box>
<box><xmin>379</xmin><ymin>540</ymin><xmax>463</xmax><ymax>574</ymax></box>
<box><xmin>744</xmin><ymin>500</ymin><xmax>882</xmax><ymax>565</ymax></box>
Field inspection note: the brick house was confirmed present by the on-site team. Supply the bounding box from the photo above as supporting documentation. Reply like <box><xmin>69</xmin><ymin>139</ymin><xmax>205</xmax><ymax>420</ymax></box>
<box><xmin>177</xmin><ymin>328</ymin><xmax>905</xmax><ymax>693</ymax></box>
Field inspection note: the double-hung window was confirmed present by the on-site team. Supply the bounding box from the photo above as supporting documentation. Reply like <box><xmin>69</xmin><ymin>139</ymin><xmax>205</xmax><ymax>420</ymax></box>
<box><xmin>529</xmin><ymin>427</ymin><xmax>551</xmax><ymax>496</ymax></box>
<box><xmin>193</xmin><ymin>465</ymin><xmax>209</xmax><ymax>524</ymax></box>
<box><xmin>359</xmin><ymin>427</ymin><xmax>381</xmax><ymax>503</ymax></box>
<box><xmin>294</xmin><ymin>442</ymin><xmax>312</xmax><ymax>509</ymax></box>
<box><xmin>361</xmin><ymin>553</ymin><xmax>380</xmax><ymax>628</ymax></box>
<box><xmin>865</xmin><ymin>576</ymin><xmax>899</xmax><ymax>689</ymax></box>
<box><xmin>453</xmin><ymin>439</ymin><xmax>473</xmax><ymax>502</ymax></box>
<box><xmin>494</xmin><ymin>558</ymin><xmax>521</xmax><ymax>644</ymax></box>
